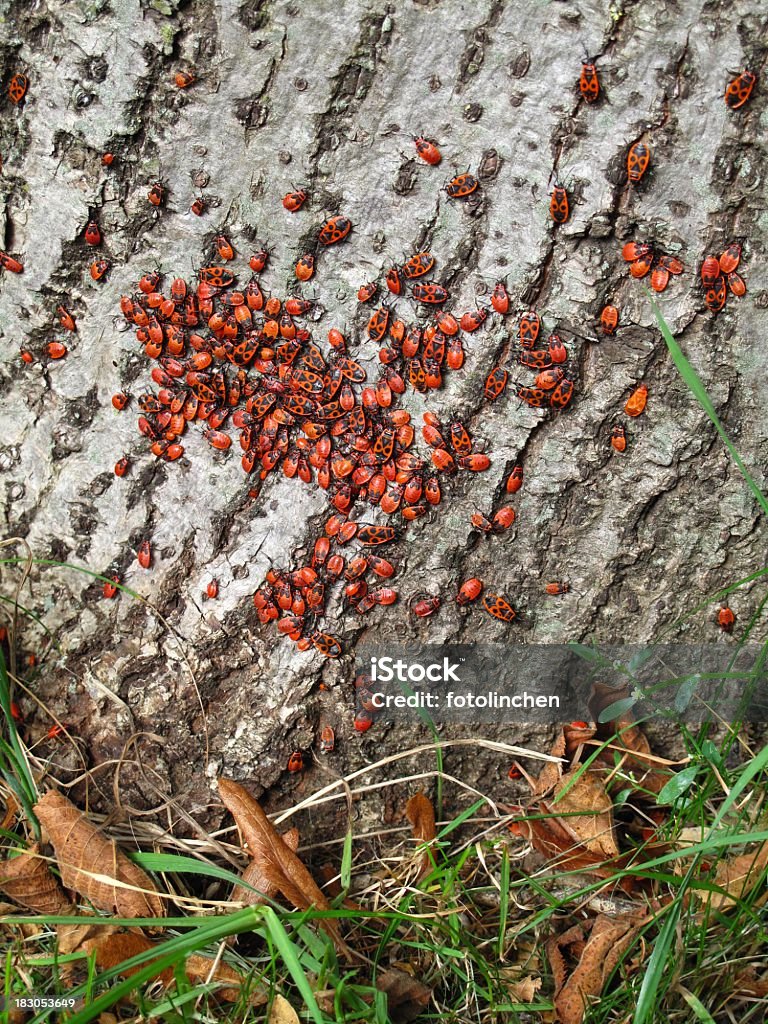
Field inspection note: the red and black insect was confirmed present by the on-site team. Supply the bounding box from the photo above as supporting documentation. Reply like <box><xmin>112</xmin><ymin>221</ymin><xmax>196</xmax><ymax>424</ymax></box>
<box><xmin>0</xmin><ymin>251</ymin><xmax>24</xmax><ymax>273</ymax></box>
<box><xmin>402</xmin><ymin>252</ymin><xmax>435</xmax><ymax>279</ymax></box>
<box><xmin>579</xmin><ymin>60</ymin><xmax>599</xmax><ymax>103</ymax></box>
<box><xmin>519</xmin><ymin>348</ymin><xmax>552</xmax><ymax>370</ymax></box>
<box><xmin>519</xmin><ymin>311</ymin><xmax>541</xmax><ymax>349</ymax></box>
<box><xmin>445</xmin><ymin>172</ymin><xmax>478</xmax><ymax>198</ymax></box>
<box><xmin>700</xmin><ymin>256</ymin><xmax>721</xmax><ymax>288</ymax></box>
<box><xmin>724</xmin><ymin>69</ymin><xmax>756</xmax><ymax>110</ymax></box>
<box><xmin>358</xmin><ymin>525</ymin><xmax>397</xmax><ymax>546</ymax></box>
<box><xmin>386</xmin><ymin>266</ymin><xmax>403</xmax><ymax>295</ymax></box>
<box><xmin>311</xmin><ymin>631</ymin><xmax>342</xmax><ymax>658</ymax></box>
<box><xmin>215</xmin><ymin>235</ymin><xmax>234</xmax><ymax>261</ymax></box>
<box><xmin>545</xmin><ymin>582</ymin><xmax>570</xmax><ymax>596</ymax></box>
<box><xmin>484</xmin><ymin>367</ymin><xmax>508</xmax><ymax>402</ymax></box>
<box><xmin>295</xmin><ymin>254</ymin><xmax>315</xmax><ymax>281</ymax></box>
<box><xmin>483</xmin><ymin>593</ymin><xmax>516</xmax><ymax>623</ymax></box>
<box><xmin>460</xmin><ymin>308</ymin><xmax>487</xmax><ymax>332</ymax></box>
<box><xmin>727</xmin><ymin>271</ymin><xmax>746</xmax><ymax>297</ymax></box>
<box><xmin>719</xmin><ymin>243</ymin><xmax>741</xmax><ymax>274</ymax></box>
<box><xmin>517</xmin><ymin>386</ymin><xmax>547</xmax><ymax>408</ymax></box>
<box><xmin>658</xmin><ymin>254</ymin><xmax>684</xmax><ymax>276</ymax></box>
<box><xmin>704</xmin><ymin>275</ymin><xmax>727</xmax><ymax>313</ymax></box>
<box><xmin>358</xmin><ymin>281</ymin><xmax>377</xmax><ymax>302</ymax></box>
<box><xmin>174</xmin><ymin>69</ymin><xmax>197</xmax><ymax>88</ymax></box>
<box><xmin>490</xmin><ymin>281</ymin><xmax>510</xmax><ymax>314</ymax></box>
<box><xmin>147</xmin><ymin>182</ymin><xmax>165</xmax><ymax>206</ymax></box>
<box><xmin>600</xmin><ymin>305</ymin><xmax>619</xmax><ymax>335</ymax></box>
<box><xmin>622</xmin><ymin>241</ymin><xmax>653</xmax><ymax>262</ymax></box>
<box><xmin>198</xmin><ymin>266</ymin><xmax>234</xmax><ymax>288</ymax></box>
<box><xmin>282</xmin><ymin>189</ymin><xmax>307</xmax><ymax>212</ymax></box>
<box><xmin>367</xmin><ymin>305</ymin><xmax>391</xmax><ymax>342</ymax></box>
<box><xmin>319</xmin><ymin>215</ymin><xmax>352</xmax><ymax>245</ymax></box>
<box><xmin>611</xmin><ymin>424</ymin><xmax>627</xmax><ymax>453</ymax></box>
<box><xmin>57</xmin><ymin>306</ymin><xmax>76</xmax><ymax>332</ymax></box>
<box><xmin>627</xmin><ymin>142</ymin><xmax>651</xmax><ymax>184</ymax></box>
<box><xmin>550</xmin><ymin>378</ymin><xmax>574</xmax><ymax>410</ymax></box>
<box><xmin>413</xmin><ymin>135</ymin><xmax>441</xmax><ymax>165</ymax></box>
<box><xmin>8</xmin><ymin>73</ymin><xmax>28</xmax><ymax>105</ymax></box>
<box><xmin>89</xmin><ymin>259</ymin><xmax>109</xmax><ymax>281</ymax></box>
<box><xmin>718</xmin><ymin>606</ymin><xmax>735</xmax><ymax>632</ymax></box>
<box><xmin>412</xmin><ymin>281</ymin><xmax>448</xmax><ymax>304</ymax></box>
<box><xmin>412</xmin><ymin>596</ymin><xmax>441</xmax><ymax>618</ymax></box>
<box><xmin>84</xmin><ymin>220</ymin><xmax>102</xmax><ymax>246</ymax></box>
<box><xmin>320</xmin><ymin>725</ymin><xmax>335</xmax><ymax>753</ymax></box>
<box><xmin>457</xmin><ymin>578</ymin><xmax>483</xmax><ymax>606</ymax></box>
<box><xmin>506</xmin><ymin>465</ymin><xmax>523</xmax><ymax>493</ymax></box>
<box><xmin>287</xmin><ymin>751</ymin><xmax>304</xmax><ymax>773</ymax></box>
<box><xmin>650</xmin><ymin>265</ymin><xmax>669</xmax><ymax>293</ymax></box>
<box><xmin>549</xmin><ymin>182</ymin><xmax>569</xmax><ymax>224</ymax></box>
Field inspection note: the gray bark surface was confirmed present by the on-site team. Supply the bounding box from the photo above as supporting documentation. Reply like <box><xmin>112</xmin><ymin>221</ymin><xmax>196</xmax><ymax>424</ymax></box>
<box><xmin>1</xmin><ymin>0</ymin><xmax>766</xmax><ymax>823</ymax></box>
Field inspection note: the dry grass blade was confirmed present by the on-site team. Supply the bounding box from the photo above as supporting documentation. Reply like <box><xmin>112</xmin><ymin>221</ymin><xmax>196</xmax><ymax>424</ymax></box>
<box><xmin>34</xmin><ymin>790</ymin><xmax>165</xmax><ymax>919</ymax></box>
<box><xmin>0</xmin><ymin>843</ymin><xmax>72</xmax><ymax>914</ymax></box>
<box><xmin>405</xmin><ymin>792</ymin><xmax>437</xmax><ymax>879</ymax></box>
<box><xmin>218</xmin><ymin>778</ymin><xmax>353</xmax><ymax>958</ymax></box>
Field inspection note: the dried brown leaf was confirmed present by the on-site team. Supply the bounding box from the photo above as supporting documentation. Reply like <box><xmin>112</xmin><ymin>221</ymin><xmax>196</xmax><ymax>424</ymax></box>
<box><xmin>268</xmin><ymin>993</ymin><xmax>300</xmax><ymax>1024</ymax></box>
<box><xmin>0</xmin><ymin>843</ymin><xmax>72</xmax><ymax>914</ymax></box>
<box><xmin>707</xmin><ymin>841</ymin><xmax>768</xmax><ymax>909</ymax></box>
<box><xmin>231</xmin><ymin>828</ymin><xmax>299</xmax><ymax>907</ymax></box>
<box><xmin>498</xmin><ymin>968</ymin><xmax>541</xmax><ymax>1003</ymax></box>
<box><xmin>80</xmin><ymin>927</ymin><xmax>266</xmax><ymax>1004</ymax></box>
<box><xmin>547</xmin><ymin>913</ymin><xmax>645</xmax><ymax>1024</ymax></box>
<box><xmin>405</xmin><ymin>793</ymin><xmax>436</xmax><ymax>843</ymax></box>
<box><xmin>34</xmin><ymin>790</ymin><xmax>164</xmax><ymax>920</ymax></box>
<box><xmin>534</xmin><ymin>723</ymin><xmax>595</xmax><ymax>796</ymax></box>
<box><xmin>405</xmin><ymin>792</ymin><xmax>436</xmax><ymax>879</ymax></box>
<box><xmin>376</xmin><ymin>967</ymin><xmax>432</xmax><ymax>1023</ymax></box>
<box><xmin>218</xmin><ymin>778</ymin><xmax>352</xmax><ymax>958</ymax></box>
<box><xmin>552</xmin><ymin>770</ymin><xmax>619</xmax><ymax>859</ymax></box>
<box><xmin>589</xmin><ymin>684</ymin><xmax>669</xmax><ymax>794</ymax></box>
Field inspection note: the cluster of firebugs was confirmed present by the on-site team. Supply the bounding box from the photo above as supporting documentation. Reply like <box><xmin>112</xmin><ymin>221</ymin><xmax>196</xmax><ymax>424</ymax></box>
<box><xmin>2</xmin><ymin>59</ymin><xmax>753</xmax><ymax>757</ymax></box>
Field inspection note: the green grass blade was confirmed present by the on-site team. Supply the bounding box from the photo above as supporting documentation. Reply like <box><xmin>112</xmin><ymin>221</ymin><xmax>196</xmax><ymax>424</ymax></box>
<box><xmin>261</xmin><ymin>907</ymin><xmax>324</xmax><ymax>1024</ymax></box>
<box><xmin>649</xmin><ymin>294</ymin><xmax>768</xmax><ymax>518</ymax></box>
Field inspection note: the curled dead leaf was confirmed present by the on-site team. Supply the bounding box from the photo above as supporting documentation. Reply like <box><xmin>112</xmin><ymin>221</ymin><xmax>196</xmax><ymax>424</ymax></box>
<box><xmin>0</xmin><ymin>843</ymin><xmax>72</xmax><ymax>914</ymax></box>
<box><xmin>405</xmin><ymin>792</ymin><xmax>437</xmax><ymax>879</ymax></box>
<box><xmin>499</xmin><ymin>972</ymin><xmax>541</xmax><ymax>1003</ymax></box>
<box><xmin>376</xmin><ymin>967</ymin><xmax>432</xmax><ymax>1024</ymax></box>
<box><xmin>589</xmin><ymin>684</ymin><xmax>670</xmax><ymax>794</ymax></box>
<box><xmin>268</xmin><ymin>992</ymin><xmax>300</xmax><ymax>1024</ymax></box>
<box><xmin>80</xmin><ymin>927</ymin><xmax>265</xmax><ymax>1004</ymax></box>
<box><xmin>534</xmin><ymin>723</ymin><xmax>595</xmax><ymax>796</ymax></box>
<box><xmin>547</xmin><ymin>912</ymin><xmax>646</xmax><ymax>1024</ymax></box>
<box><xmin>706</xmin><ymin>840</ymin><xmax>768</xmax><ymax>909</ymax></box>
<box><xmin>33</xmin><ymin>790</ymin><xmax>165</xmax><ymax>920</ymax></box>
<box><xmin>218</xmin><ymin>778</ymin><xmax>354</xmax><ymax>959</ymax></box>
<box><xmin>552</xmin><ymin>769</ymin><xmax>619</xmax><ymax>859</ymax></box>
<box><xmin>231</xmin><ymin>828</ymin><xmax>300</xmax><ymax>907</ymax></box>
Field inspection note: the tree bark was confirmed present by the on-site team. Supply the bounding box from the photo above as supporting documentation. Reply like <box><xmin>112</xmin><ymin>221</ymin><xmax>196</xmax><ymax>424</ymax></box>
<box><xmin>1</xmin><ymin>0</ymin><xmax>766</xmax><ymax>823</ymax></box>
